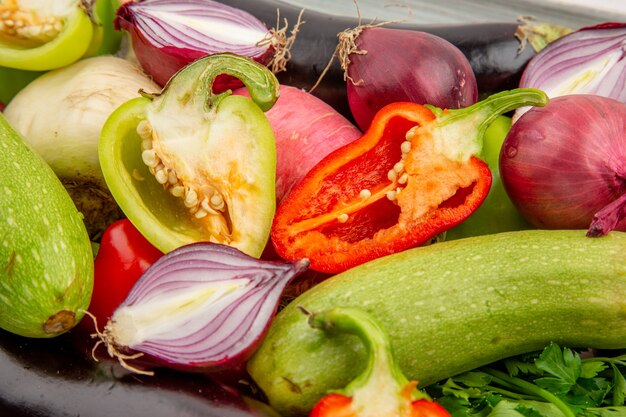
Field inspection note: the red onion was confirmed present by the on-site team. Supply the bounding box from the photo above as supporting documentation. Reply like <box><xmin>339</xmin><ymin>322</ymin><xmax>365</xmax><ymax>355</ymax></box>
<box><xmin>514</xmin><ymin>23</ymin><xmax>626</xmax><ymax>121</ymax></box>
<box><xmin>91</xmin><ymin>242</ymin><xmax>309</xmax><ymax>375</ymax></box>
<box><xmin>115</xmin><ymin>0</ymin><xmax>296</xmax><ymax>88</ymax></box>
<box><xmin>500</xmin><ymin>94</ymin><xmax>626</xmax><ymax>236</ymax></box>
<box><xmin>341</xmin><ymin>26</ymin><xmax>478</xmax><ymax>131</ymax></box>
<box><xmin>233</xmin><ymin>84</ymin><xmax>362</xmax><ymax>203</ymax></box>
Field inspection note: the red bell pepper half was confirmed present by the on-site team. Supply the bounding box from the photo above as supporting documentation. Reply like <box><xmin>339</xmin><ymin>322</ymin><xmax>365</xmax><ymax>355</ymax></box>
<box><xmin>305</xmin><ymin>307</ymin><xmax>452</xmax><ymax>417</ymax></box>
<box><xmin>271</xmin><ymin>89</ymin><xmax>548</xmax><ymax>273</ymax></box>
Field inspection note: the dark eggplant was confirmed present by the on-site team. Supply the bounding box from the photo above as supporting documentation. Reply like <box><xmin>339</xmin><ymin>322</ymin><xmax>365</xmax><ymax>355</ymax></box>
<box><xmin>218</xmin><ymin>0</ymin><xmax>539</xmax><ymax>116</ymax></box>
<box><xmin>0</xmin><ymin>328</ymin><xmax>277</xmax><ymax>417</ymax></box>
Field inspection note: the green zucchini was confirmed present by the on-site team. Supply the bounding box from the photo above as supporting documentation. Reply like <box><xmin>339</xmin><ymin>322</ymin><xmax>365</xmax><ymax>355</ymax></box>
<box><xmin>247</xmin><ymin>230</ymin><xmax>626</xmax><ymax>416</ymax></box>
<box><xmin>0</xmin><ymin>112</ymin><xmax>93</xmax><ymax>338</ymax></box>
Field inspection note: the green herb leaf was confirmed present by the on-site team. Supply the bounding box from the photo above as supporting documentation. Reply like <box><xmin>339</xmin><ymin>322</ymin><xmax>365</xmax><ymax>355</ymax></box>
<box><xmin>581</xmin><ymin>361</ymin><xmax>608</xmax><ymax>379</ymax></box>
<box><xmin>488</xmin><ymin>399</ymin><xmax>563</xmax><ymax>417</ymax></box>
<box><xmin>514</xmin><ymin>405</ymin><xmax>545</xmax><ymax>417</ymax></box>
<box><xmin>428</xmin><ymin>344</ymin><xmax>626</xmax><ymax>417</ymax></box>
<box><xmin>457</xmin><ymin>372</ymin><xmax>494</xmax><ymax>388</ymax></box>
<box><xmin>611</xmin><ymin>364</ymin><xmax>626</xmax><ymax>406</ymax></box>
<box><xmin>505</xmin><ymin>357</ymin><xmax>541</xmax><ymax>377</ymax></box>
<box><xmin>580</xmin><ymin>406</ymin><xmax>626</xmax><ymax>417</ymax></box>
<box><xmin>534</xmin><ymin>343</ymin><xmax>581</xmax><ymax>395</ymax></box>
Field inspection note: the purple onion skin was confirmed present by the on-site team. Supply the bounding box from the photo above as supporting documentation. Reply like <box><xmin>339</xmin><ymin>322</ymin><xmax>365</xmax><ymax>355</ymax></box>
<box><xmin>115</xmin><ymin>1</ymin><xmax>274</xmax><ymax>88</ymax></box>
<box><xmin>105</xmin><ymin>243</ymin><xmax>309</xmax><ymax>376</ymax></box>
<box><xmin>347</xmin><ymin>27</ymin><xmax>478</xmax><ymax>131</ymax></box>
<box><xmin>500</xmin><ymin>94</ymin><xmax>626</xmax><ymax>233</ymax></box>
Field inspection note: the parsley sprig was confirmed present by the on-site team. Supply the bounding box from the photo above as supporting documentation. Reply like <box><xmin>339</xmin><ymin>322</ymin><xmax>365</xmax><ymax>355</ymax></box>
<box><xmin>428</xmin><ymin>343</ymin><xmax>626</xmax><ymax>417</ymax></box>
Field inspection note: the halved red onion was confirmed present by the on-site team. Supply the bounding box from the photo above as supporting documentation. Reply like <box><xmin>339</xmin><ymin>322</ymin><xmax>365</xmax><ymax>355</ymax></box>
<box><xmin>92</xmin><ymin>242</ymin><xmax>309</xmax><ymax>375</ymax></box>
<box><xmin>115</xmin><ymin>0</ymin><xmax>289</xmax><ymax>88</ymax></box>
<box><xmin>514</xmin><ymin>22</ymin><xmax>626</xmax><ymax>121</ymax></box>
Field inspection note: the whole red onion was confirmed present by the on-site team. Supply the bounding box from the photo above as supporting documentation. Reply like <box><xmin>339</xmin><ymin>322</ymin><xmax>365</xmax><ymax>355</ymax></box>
<box><xmin>500</xmin><ymin>94</ymin><xmax>626</xmax><ymax>236</ymax></box>
<box><xmin>344</xmin><ymin>26</ymin><xmax>478</xmax><ymax>131</ymax></box>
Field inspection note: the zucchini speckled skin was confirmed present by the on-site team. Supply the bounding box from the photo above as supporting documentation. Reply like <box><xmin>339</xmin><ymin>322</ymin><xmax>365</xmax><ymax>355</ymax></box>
<box><xmin>0</xmin><ymin>113</ymin><xmax>93</xmax><ymax>337</ymax></box>
<box><xmin>248</xmin><ymin>230</ymin><xmax>626</xmax><ymax>416</ymax></box>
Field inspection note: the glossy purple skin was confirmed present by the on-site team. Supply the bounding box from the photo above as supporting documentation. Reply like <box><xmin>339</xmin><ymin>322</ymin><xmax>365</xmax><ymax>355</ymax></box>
<box><xmin>347</xmin><ymin>27</ymin><xmax>478</xmax><ymax>131</ymax></box>
<box><xmin>500</xmin><ymin>94</ymin><xmax>626</xmax><ymax>232</ymax></box>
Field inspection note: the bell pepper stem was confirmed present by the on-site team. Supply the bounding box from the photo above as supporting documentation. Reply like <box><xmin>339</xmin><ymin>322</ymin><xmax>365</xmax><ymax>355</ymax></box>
<box><xmin>302</xmin><ymin>306</ymin><xmax>428</xmax><ymax>401</ymax></box>
<box><xmin>427</xmin><ymin>88</ymin><xmax>549</xmax><ymax>162</ymax></box>
<box><xmin>156</xmin><ymin>52</ymin><xmax>280</xmax><ymax>113</ymax></box>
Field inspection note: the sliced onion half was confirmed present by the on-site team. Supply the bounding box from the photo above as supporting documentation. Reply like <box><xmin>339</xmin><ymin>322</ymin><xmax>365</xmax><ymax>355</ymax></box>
<box><xmin>93</xmin><ymin>242</ymin><xmax>309</xmax><ymax>375</ymax></box>
<box><xmin>514</xmin><ymin>22</ymin><xmax>626</xmax><ymax>121</ymax></box>
<box><xmin>116</xmin><ymin>0</ymin><xmax>296</xmax><ymax>87</ymax></box>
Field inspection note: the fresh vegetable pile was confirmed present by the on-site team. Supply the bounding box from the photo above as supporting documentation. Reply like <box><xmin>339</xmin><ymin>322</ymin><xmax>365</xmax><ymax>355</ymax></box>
<box><xmin>1</xmin><ymin>1</ymin><xmax>625</xmax><ymax>417</ymax></box>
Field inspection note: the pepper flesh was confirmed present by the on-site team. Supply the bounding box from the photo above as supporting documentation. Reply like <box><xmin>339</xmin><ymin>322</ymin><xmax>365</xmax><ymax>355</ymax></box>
<box><xmin>0</xmin><ymin>0</ymin><xmax>121</xmax><ymax>71</ymax></box>
<box><xmin>444</xmin><ymin>115</ymin><xmax>531</xmax><ymax>239</ymax></box>
<box><xmin>99</xmin><ymin>53</ymin><xmax>279</xmax><ymax>258</ymax></box>
<box><xmin>306</xmin><ymin>307</ymin><xmax>452</xmax><ymax>417</ymax></box>
<box><xmin>272</xmin><ymin>89</ymin><xmax>548</xmax><ymax>273</ymax></box>
<box><xmin>0</xmin><ymin>0</ymin><xmax>93</xmax><ymax>70</ymax></box>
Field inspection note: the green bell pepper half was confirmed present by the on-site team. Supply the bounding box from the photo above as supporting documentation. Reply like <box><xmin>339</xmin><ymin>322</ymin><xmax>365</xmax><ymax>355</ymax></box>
<box><xmin>99</xmin><ymin>53</ymin><xmax>279</xmax><ymax>258</ymax></box>
<box><xmin>0</xmin><ymin>4</ymin><xmax>92</xmax><ymax>71</ymax></box>
<box><xmin>0</xmin><ymin>0</ymin><xmax>121</xmax><ymax>72</ymax></box>
<box><xmin>0</xmin><ymin>0</ymin><xmax>122</xmax><ymax>105</ymax></box>
<box><xmin>445</xmin><ymin>115</ymin><xmax>531</xmax><ymax>239</ymax></box>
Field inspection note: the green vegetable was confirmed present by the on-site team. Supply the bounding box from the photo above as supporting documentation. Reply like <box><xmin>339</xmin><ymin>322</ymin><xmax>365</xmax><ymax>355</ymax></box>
<box><xmin>4</xmin><ymin>55</ymin><xmax>160</xmax><ymax>239</ymax></box>
<box><xmin>430</xmin><ymin>343</ymin><xmax>626</xmax><ymax>416</ymax></box>
<box><xmin>445</xmin><ymin>115</ymin><xmax>530</xmax><ymax>239</ymax></box>
<box><xmin>0</xmin><ymin>0</ymin><xmax>122</xmax><ymax>104</ymax></box>
<box><xmin>99</xmin><ymin>52</ymin><xmax>279</xmax><ymax>257</ymax></box>
<box><xmin>0</xmin><ymin>112</ymin><xmax>94</xmax><ymax>338</ymax></box>
<box><xmin>0</xmin><ymin>1</ymin><xmax>92</xmax><ymax>71</ymax></box>
<box><xmin>0</xmin><ymin>0</ymin><xmax>121</xmax><ymax>72</ymax></box>
<box><xmin>0</xmin><ymin>66</ymin><xmax>42</xmax><ymax>105</ymax></box>
<box><xmin>305</xmin><ymin>307</ymin><xmax>440</xmax><ymax>417</ymax></box>
<box><xmin>90</xmin><ymin>0</ymin><xmax>123</xmax><ymax>56</ymax></box>
<box><xmin>247</xmin><ymin>230</ymin><xmax>626</xmax><ymax>416</ymax></box>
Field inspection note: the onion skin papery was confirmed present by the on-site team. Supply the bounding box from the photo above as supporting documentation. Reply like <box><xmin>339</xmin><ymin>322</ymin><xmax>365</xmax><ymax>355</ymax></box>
<box><xmin>500</xmin><ymin>94</ymin><xmax>626</xmax><ymax>235</ymax></box>
<box><xmin>3</xmin><ymin>55</ymin><xmax>160</xmax><ymax>238</ymax></box>
<box><xmin>345</xmin><ymin>26</ymin><xmax>478</xmax><ymax>131</ymax></box>
<box><xmin>91</xmin><ymin>242</ymin><xmax>309</xmax><ymax>375</ymax></box>
<box><xmin>514</xmin><ymin>22</ymin><xmax>626</xmax><ymax>121</ymax></box>
<box><xmin>115</xmin><ymin>0</ymin><xmax>276</xmax><ymax>88</ymax></box>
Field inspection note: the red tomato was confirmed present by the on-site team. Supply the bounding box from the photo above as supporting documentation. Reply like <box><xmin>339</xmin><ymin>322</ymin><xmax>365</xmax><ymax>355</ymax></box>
<box><xmin>81</xmin><ymin>219</ymin><xmax>163</xmax><ymax>332</ymax></box>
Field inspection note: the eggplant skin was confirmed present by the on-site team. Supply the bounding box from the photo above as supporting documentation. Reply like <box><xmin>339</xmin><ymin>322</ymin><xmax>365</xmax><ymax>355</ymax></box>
<box><xmin>220</xmin><ymin>0</ymin><xmax>534</xmax><ymax>116</ymax></box>
<box><xmin>0</xmin><ymin>329</ymin><xmax>270</xmax><ymax>417</ymax></box>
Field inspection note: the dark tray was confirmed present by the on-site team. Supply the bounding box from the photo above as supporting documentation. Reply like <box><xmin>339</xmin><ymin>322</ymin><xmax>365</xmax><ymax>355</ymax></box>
<box><xmin>0</xmin><ymin>328</ymin><xmax>277</xmax><ymax>417</ymax></box>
